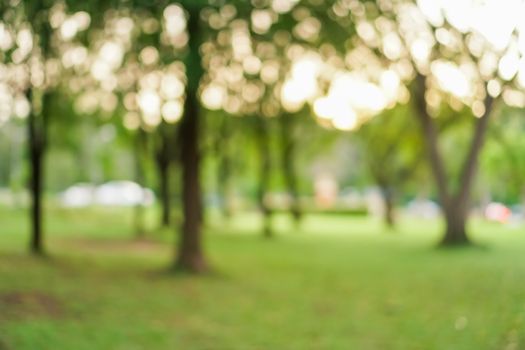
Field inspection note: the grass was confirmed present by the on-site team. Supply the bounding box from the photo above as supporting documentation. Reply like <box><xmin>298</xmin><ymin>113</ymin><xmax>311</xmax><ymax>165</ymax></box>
<box><xmin>1</xmin><ymin>206</ymin><xmax>525</xmax><ymax>349</ymax></box>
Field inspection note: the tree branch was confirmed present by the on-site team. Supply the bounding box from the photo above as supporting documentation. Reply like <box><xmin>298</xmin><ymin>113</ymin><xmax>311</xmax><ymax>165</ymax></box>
<box><xmin>412</xmin><ymin>73</ymin><xmax>451</xmax><ymax>208</ymax></box>
<box><xmin>456</xmin><ymin>92</ymin><xmax>495</xmax><ymax>205</ymax></box>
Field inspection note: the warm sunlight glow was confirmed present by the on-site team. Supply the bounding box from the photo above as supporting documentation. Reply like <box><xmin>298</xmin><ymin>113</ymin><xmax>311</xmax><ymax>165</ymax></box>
<box><xmin>418</xmin><ymin>0</ymin><xmax>525</xmax><ymax>51</ymax></box>
<box><xmin>281</xmin><ymin>54</ymin><xmax>322</xmax><ymax>112</ymax></box>
<box><xmin>161</xmin><ymin>73</ymin><xmax>184</xmax><ymax>100</ymax></box>
<box><xmin>201</xmin><ymin>83</ymin><xmax>226</xmax><ymax>110</ymax></box>
<box><xmin>0</xmin><ymin>23</ymin><xmax>14</xmax><ymax>51</ymax></box>
<box><xmin>431</xmin><ymin>61</ymin><xmax>471</xmax><ymax>99</ymax></box>
<box><xmin>161</xmin><ymin>100</ymin><xmax>183</xmax><ymax>123</ymax></box>
<box><xmin>330</xmin><ymin>73</ymin><xmax>388</xmax><ymax>113</ymax></box>
<box><xmin>313</xmin><ymin>96</ymin><xmax>358</xmax><ymax>131</ymax></box>
<box><xmin>138</xmin><ymin>90</ymin><xmax>161</xmax><ymax>120</ymax></box>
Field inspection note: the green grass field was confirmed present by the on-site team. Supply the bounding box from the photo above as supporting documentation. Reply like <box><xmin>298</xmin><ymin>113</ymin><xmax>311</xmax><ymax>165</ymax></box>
<box><xmin>1</xmin><ymin>207</ymin><xmax>524</xmax><ymax>349</ymax></box>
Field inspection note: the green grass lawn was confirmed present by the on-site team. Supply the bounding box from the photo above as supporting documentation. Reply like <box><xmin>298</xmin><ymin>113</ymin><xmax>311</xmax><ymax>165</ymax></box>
<box><xmin>1</xmin><ymin>206</ymin><xmax>525</xmax><ymax>349</ymax></box>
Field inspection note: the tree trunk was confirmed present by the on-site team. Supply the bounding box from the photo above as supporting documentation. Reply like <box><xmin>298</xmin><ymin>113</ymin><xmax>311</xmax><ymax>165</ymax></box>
<box><xmin>412</xmin><ymin>74</ymin><xmax>451</xmax><ymax>211</ymax></box>
<box><xmin>412</xmin><ymin>74</ymin><xmax>494</xmax><ymax>246</ymax></box>
<box><xmin>159</xmin><ymin>159</ymin><xmax>170</xmax><ymax>227</ymax></box>
<box><xmin>441</xmin><ymin>204</ymin><xmax>469</xmax><ymax>245</ymax></box>
<box><xmin>441</xmin><ymin>94</ymin><xmax>494</xmax><ymax>246</ymax></box>
<box><xmin>175</xmin><ymin>5</ymin><xmax>207</xmax><ymax>272</ymax></box>
<box><xmin>177</xmin><ymin>91</ymin><xmax>206</xmax><ymax>272</ymax></box>
<box><xmin>29</xmin><ymin>152</ymin><xmax>44</xmax><ymax>255</ymax></box>
<box><xmin>27</xmin><ymin>89</ymin><xmax>48</xmax><ymax>256</ymax></box>
<box><xmin>25</xmin><ymin>0</ymin><xmax>53</xmax><ymax>255</ymax></box>
<box><xmin>156</xmin><ymin>128</ymin><xmax>172</xmax><ymax>228</ymax></box>
<box><xmin>28</xmin><ymin>112</ymin><xmax>44</xmax><ymax>254</ymax></box>
<box><xmin>381</xmin><ymin>186</ymin><xmax>396</xmax><ymax>229</ymax></box>
<box><xmin>256</xmin><ymin>117</ymin><xmax>273</xmax><ymax>238</ymax></box>
<box><xmin>218</xmin><ymin>116</ymin><xmax>234</xmax><ymax>219</ymax></box>
<box><xmin>280</xmin><ymin>114</ymin><xmax>302</xmax><ymax>226</ymax></box>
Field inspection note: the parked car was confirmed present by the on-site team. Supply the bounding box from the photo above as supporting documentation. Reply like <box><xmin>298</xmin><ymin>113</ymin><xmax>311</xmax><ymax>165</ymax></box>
<box><xmin>60</xmin><ymin>183</ymin><xmax>95</xmax><ymax>208</ymax></box>
<box><xmin>94</xmin><ymin>181</ymin><xmax>154</xmax><ymax>207</ymax></box>
<box><xmin>60</xmin><ymin>181</ymin><xmax>154</xmax><ymax>208</ymax></box>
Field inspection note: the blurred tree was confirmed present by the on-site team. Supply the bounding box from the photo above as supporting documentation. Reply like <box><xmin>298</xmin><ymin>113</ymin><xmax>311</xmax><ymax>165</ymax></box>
<box><xmin>154</xmin><ymin>122</ymin><xmax>177</xmax><ymax>228</ymax></box>
<box><xmin>358</xmin><ymin>103</ymin><xmax>424</xmax><ymax>228</ymax></box>
<box><xmin>279</xmin><ymin>111</ymin><xmax>302</xmax><ymax>225</ymax></box>
<box><xmin>175</xmin><ymin>2</ymin><xmax>208</xmax><ymax>272</ymax></box>
<box><xmin>341</xmin><ymin>0</ymin><xmax>525</xmax><ymax>245</ymax></box>
<box><xmin>1</xmin><ymin>0</ymin><xmax>94</xmax><ymax>254</ymax></box>
<box><xmin>67</xmin><ymin>1</ymin><xmax>203</xmax><ymax>268</ymax></box>
<box><xmin>253</xmin><ymin>115</ymin><xmax>274</xmax><ymax>237</ymax></box>
<box><xmin>26</xmin><ymin>1</ymin><xmax>52</xmax><ymax>255</ymax></box>
<box><xmin>200</xmin><ymin>0</ymin><xmax>334</xmax><ymax>235</ymax></box>
<box><xmin>358</xmin><ymin>103</ymin><xmax>466</xmax><ymax>228</ymax></box>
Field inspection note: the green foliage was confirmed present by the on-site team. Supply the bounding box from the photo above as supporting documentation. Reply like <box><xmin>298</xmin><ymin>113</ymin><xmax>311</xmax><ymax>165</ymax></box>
<box><xmin>357</xmin><ymin>103</ymin><xmax>425</xmax><ymax>188</ymax></box>
<box><xmin>482</xmin><ymin>108</ymin><xmax>525</xmax><ymax>203</ymax></box>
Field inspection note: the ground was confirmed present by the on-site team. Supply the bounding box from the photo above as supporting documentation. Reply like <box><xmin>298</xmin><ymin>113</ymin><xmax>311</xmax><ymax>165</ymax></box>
<box><xmin>0</xmin><ymin>207</ymin><xmax>524</xmax><ymax>349</ymax></box>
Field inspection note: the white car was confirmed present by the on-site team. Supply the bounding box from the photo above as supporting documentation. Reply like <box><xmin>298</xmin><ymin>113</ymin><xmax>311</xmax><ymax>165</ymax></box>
<box><xmin>94</xmin><ymin>181</ymin><xmax>155</xmax><ymax>207</ymax></box>
<box><xmin>60</xmin><ymin>183</ymin><xmax>95</xmax><ymax>208</ymax></box>
<box><xmin>60</xmin><ymin>181</ymin><xmax>154</xmax><ymax>208</ymax></box>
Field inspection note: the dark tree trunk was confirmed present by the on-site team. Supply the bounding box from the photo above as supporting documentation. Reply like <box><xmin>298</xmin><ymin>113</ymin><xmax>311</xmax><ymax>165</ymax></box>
<box><xmin>280</xmin><ymin>114</ymin><xmax>302</xmax><ymax>226</ymax></box>
<box><xmin>441</xmin><ymin>204</ymin><xmax>469</xmax><ymax>245</ymax></box>
<box><xmin>370</xmin><ymin>162</ymin><xmax>398</xmax><ymax>230</ymax></box>
<box><xmin>216</xmin><ymin>115</ymin><xmax>234</xmax><ymax>219</ymax></box>
<box><xmin>28</xmin><ymin>90</ymin><xmax>46</xmax><ymax>255</ymax></box>
<box><xmin>175</xmin><ymin>5</ymin><xmax>207</xmax><ymax>272</ymax></box>
<box><xmin>155</xmin><ymin>127</ymin><xmax>172</xmax><ymax>228</ymax></box>
<box><xmin>25</xmin><ymin>0</ymin><xmax>53</xmax><ymax>256</ymax></box>
<box><xmin>159</xmin><ymin>160</ymin><xmax>170</xmax><ymax>227</ymax></box>
<box><xmin>177</xmin><ymin>91</ymin><xmax>206</xmax><ymax>271</ymax></box>
<box><xmin>256</xmin><ymin>117</ymin><xmax>273</xmax><ymax>238</ymax></box>
<box><xmin>28</xmin><ymin>133</ymin><xmax>44</xmax><ymax>255</ymax></box>
<box><xmin>413</xmin><ymin>74</ymin><xmax>494</xmax><ymax>246</ymax></box>
<box><xmin>413</xmin><ymin>74</ymin><xmax>452</xmax><ymax>211</ymax></box>
<box><xmin>381</xmin><ymin>186</ymin><xmax>396</xmax><ymax>229</ymax></box>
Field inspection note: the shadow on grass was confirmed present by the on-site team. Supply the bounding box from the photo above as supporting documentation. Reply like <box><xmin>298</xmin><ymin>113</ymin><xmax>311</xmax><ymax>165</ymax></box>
<box><xmin>0</xmin><ymin>290</ymin><xmax>65</xmax><ymax>320</ymax></box>
<box><xmin>147</xmin><ymin>262</ymin><xmax>233</xmax><ymax>282</ymax></box>
<box><xmin>423</xmin><ymin>240</ymin><xmax>492</xmax><ymax>256</ymax></box>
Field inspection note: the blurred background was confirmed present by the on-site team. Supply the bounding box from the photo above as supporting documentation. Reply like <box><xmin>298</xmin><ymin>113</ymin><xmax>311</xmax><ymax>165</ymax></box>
<box><xmin>1</xmin><ymin>0</ymin><xmax>525</xmax><ymax>348</ymax></box>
